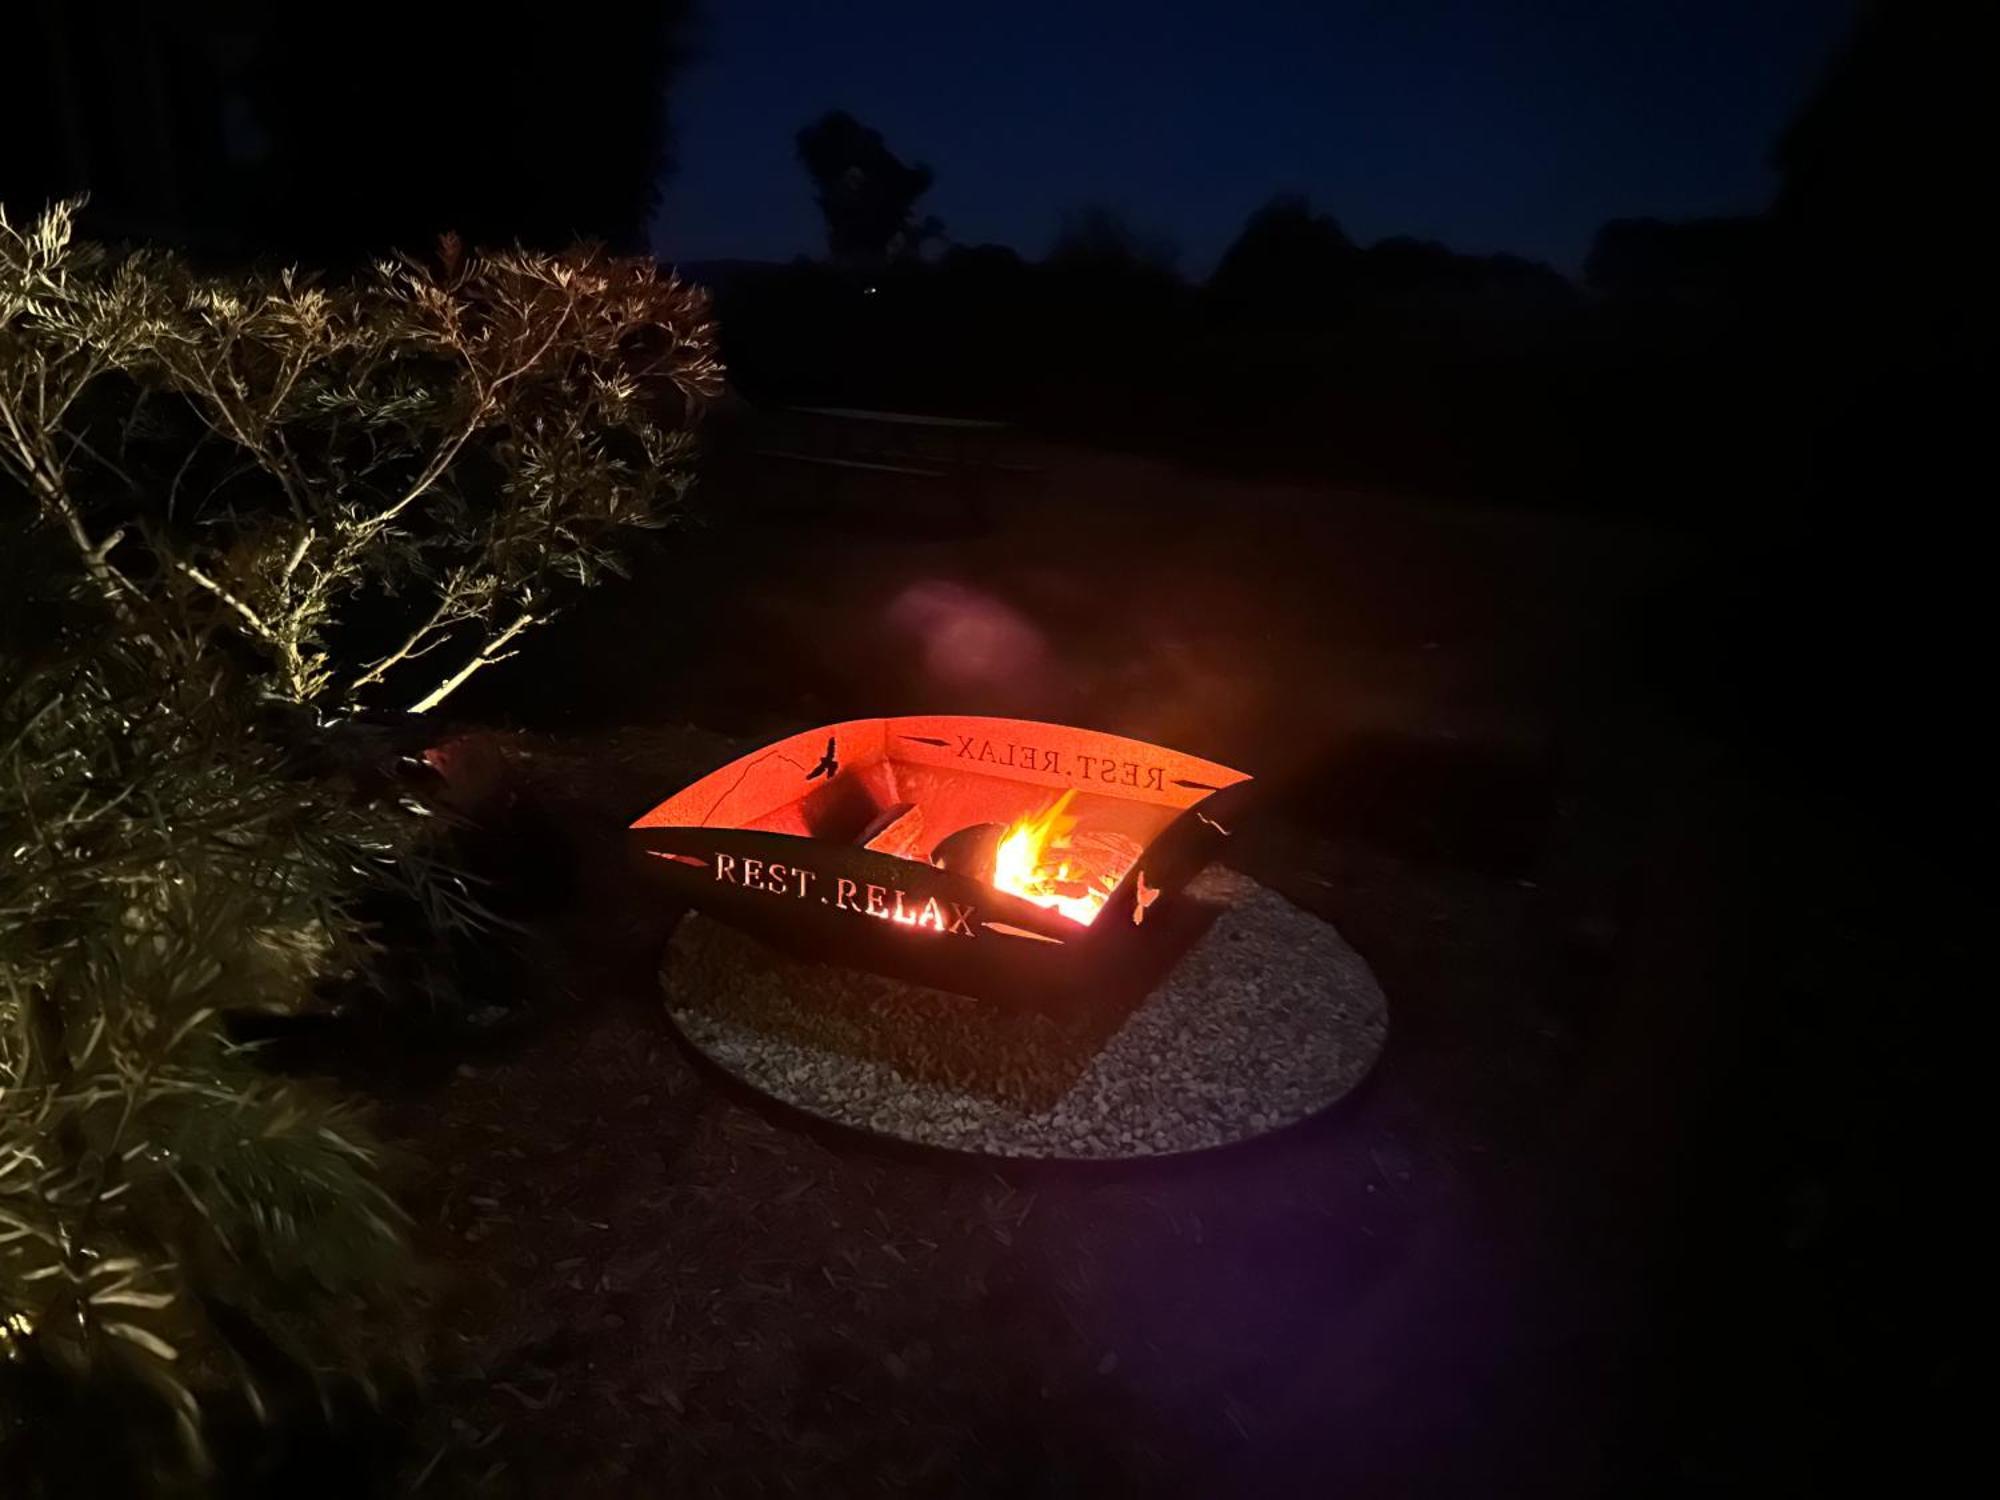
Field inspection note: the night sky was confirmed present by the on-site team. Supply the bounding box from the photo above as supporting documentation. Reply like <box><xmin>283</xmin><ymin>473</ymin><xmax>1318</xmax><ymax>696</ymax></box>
<box><xmin>654</xmin><ymin>0</ymin><xmax>1854</xmax><ymax>275</ymax></box>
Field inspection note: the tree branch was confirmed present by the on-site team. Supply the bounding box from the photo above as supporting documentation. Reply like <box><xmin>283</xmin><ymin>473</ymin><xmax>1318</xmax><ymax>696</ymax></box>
<box><xmin>0</xmin><ymin>386</ymin><xmax>138</xmax><ymax>608</ymax></box>
<box><xmin>407</xmin><ymin>609</ymin><xmax>537</xmax><ymax>714</ymax></box>
<box><xmin>279</xmin><ymin>527</ymin><xmax>313</xmax><ymax>586</ymax></box>
<box><xmin>347</xmin><ymin>297</ymin><xmax>576</xmax><ymax>546</ymax></box>
<box><xmin>348</xmin><ymin>584</ymin><xmax>463</xmax><ymax>695</ymax></box>
<box><xmin>167</xmin><ymin>559</ymin><xmax>280</xmax><ymax>645</ymax></box>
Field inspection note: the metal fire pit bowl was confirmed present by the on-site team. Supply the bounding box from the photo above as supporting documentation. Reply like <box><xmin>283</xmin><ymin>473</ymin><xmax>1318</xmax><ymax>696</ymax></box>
<box><xmin>629</xmin><ymin>716</ymin><xmax>1254</xmax><ymax>1013</ymax></box>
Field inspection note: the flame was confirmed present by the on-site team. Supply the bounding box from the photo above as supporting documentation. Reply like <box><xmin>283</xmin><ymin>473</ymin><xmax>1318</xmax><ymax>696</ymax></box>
<box><xmin>991</xmin><ymin>790</ymin><xmax>1121</xmax><ymax>925</ymax></box>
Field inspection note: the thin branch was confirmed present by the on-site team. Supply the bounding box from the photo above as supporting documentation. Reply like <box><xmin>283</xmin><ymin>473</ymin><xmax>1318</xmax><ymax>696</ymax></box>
<box><xmin>163</xmin><ymin>428</ymin><xmax>213</xmax><ymax>521</ymax></box>
<box><xmin>348</xmin><ymin>583</ymin><xmax>462</xmax><ymax>695</ymax></box>
<box><xmin>0</xmin><ymin>386</ymin><xmax>139</xmax><ymax>607</ymax></box>
<box><xmin>348</xmin><ymin>298</ymin><xmax>576</xmax><ymax>545</ymax></box>
<box><xmin>408</xmin><ymin>609</ymin><xmax>536</xmax><ymax>714</ymax></box>
<box><xmin>0</xmin><ymin>693</ymin><xmax>63</xmax><ymax>765</ymax></box>
<box><xmin>85</xmin><ymin>526</ymin><xmax>126</xmax><ymax>566</ymax></box>
<box><xmin>42</xmin><ymin>348</ymin><xmax>105</xmax><ymax>431</ymax></box>
<box><xmin>174</xmin><ymin>342</ymin><xmax>318</xmax><ymax>527</ymax></box>
<box><xmin>167</xmin><ymin>559</ymin><xmax>280</xmax><ymax>645</ymax></box>
<box><xmin>344</xmin><ymin>408</ymin><xmax>485</xmax><ymax>546</ymax></box>
<box><xmin>61</xmin><ymin>426</ymin><xmax>143</xmax><ymax>497</ymax></box>
<box><xmin>279</xmin><ymin>527</ymin><xmax>313</xmax><ymax>586</ymax></box>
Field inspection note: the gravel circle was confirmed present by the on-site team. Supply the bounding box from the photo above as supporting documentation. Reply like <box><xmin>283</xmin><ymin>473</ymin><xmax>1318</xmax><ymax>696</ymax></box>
<box><xmin>662</xmin><ymin>866</ymin><xmax>1387</xmax><ymax>1160</ymax></box>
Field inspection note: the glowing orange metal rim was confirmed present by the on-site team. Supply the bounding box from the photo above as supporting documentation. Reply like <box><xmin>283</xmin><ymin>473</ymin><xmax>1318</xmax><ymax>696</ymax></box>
<box><xmin>629</xmin><ymin>715</ymin><xmax>1252</xmax><ymax>1010</ymax></box>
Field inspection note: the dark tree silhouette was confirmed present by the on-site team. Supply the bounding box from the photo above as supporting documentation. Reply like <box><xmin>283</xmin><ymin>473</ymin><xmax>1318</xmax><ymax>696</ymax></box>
<box><xmin>5</xmin><ymin>1</ymin><xmax>694</xmax><ymax>259</ymax></box>
<box><xmin>1045</xmin><ymin>205</ymin><xmax>1179</xmax><ymax>278</ymax></box>
<box><xmin>939</xmin><ymin>242</ymin><xmax>1028</xmax><ymax>281</ymax></box>
<box><xmin>794</xmin><ymin>111</ymin><xmax>942</xmax><ymax>266</ymax></box>
<box><xmin>1208</xmin><ymin>194</ymin><xmax>1353</xmax><ymax>312</ymax></box>
<box><xmin>1583</xmin><ymin>216</ymin><xmax>1767</xmax><ymax>303</ymax></box>
<box><xmin>1773</xmin><ymin>0</ymin><xmax>1971</xmax><ymax>342</ymax></box>
<box><xmin>1764</xmin><ymin>0</ymin><xmax>1976</xmax><ymax>508</ymax></box>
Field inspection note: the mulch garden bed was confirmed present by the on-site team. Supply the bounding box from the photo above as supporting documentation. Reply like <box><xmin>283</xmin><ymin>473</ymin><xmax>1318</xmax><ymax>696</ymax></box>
<box><xmin>327</xmin><ymin>458</ymin><xmax>1794</xmax><ymax>1496</ymax></box>
<box><xmin>347</xmin><ymin>722</ymin><xmax>1614</xmax><ymax>1498</ymax></box>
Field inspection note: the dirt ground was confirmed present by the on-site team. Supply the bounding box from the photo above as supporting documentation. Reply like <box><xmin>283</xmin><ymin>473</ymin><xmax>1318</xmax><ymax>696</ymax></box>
<box><xmin>336</xmin><ymin>446</ymin><xmax>1944</xmax><ymax>1497</ymax></box>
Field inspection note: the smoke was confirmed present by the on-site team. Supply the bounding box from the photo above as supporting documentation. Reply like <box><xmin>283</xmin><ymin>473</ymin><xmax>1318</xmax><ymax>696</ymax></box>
<box><xmin>885</xmin><ymin>580</ymin><xmax>1052</xmax><ymax>698</ymax></box>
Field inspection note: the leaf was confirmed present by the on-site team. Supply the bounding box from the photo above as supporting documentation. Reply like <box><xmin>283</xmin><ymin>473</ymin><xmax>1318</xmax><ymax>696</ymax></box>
<box><xmin>90</xmin><ymin>1289</ymin><xmax>178</xmax><ymax>1310</ymax></box>
<box><xmin>104</xmin><ymin>1319</ymin><xmax>180</xmax><ymax>1361</ymax></box>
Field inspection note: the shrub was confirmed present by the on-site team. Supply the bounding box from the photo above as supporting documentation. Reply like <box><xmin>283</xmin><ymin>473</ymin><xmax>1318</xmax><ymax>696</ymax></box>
<box><xmin>2</xmin><ymin>199</ymin><xmax>721</xmax><ymax>714</ymax></box>
<box><xmin>1</xmin><ymin>200</ymin><xmax>721</xmax><ymax>1488</ymax></box>
<box><xmin>0</xmin><ymin>586</ymin><xmax>421</xmax><ymax>1489</ymax></box>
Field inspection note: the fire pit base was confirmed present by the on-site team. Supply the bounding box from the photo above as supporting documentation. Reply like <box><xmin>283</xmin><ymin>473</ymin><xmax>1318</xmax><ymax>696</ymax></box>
<box><xmin>660</xmin><ymin>866</ymin><xmax>1386</xmax><ymax>1161</ymax></box>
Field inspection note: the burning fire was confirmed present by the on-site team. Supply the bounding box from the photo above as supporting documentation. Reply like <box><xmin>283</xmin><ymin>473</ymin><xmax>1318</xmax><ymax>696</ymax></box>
<box><xmin>991</xmin><ymin>790</ymin><xmax>1121</xmax><ymax>925</ymax></box>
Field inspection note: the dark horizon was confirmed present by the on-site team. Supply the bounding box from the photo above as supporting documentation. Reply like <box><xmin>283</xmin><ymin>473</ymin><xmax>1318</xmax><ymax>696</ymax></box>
<box><xmin>654</xmin><ymin>0</ymin><xmax>1853</xmax><ymax>276</ymax></box>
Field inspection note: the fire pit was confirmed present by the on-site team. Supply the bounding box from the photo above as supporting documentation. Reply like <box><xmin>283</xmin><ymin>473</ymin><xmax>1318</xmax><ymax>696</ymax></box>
<box><xmin>633</xmin><ymin>717</ymin><xmax>1388</xmax><ymax>1160</ymax></box>
<box><xmin>630</xmin><ymin>716</ymin><xmax>1255</xmax><ymax>1012</ymax></box>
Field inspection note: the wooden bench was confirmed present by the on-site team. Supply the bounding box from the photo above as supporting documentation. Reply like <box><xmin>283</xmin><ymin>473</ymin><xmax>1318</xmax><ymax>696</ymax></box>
<box><xmin>753</xmin><ymin>448</ymin><xmax>946</xmax><ymax>481</ymax></box>
<box><xmin>752</xmin><ymin>406</ymin><xmax>1023</xmax><ymax>526</ymax></box>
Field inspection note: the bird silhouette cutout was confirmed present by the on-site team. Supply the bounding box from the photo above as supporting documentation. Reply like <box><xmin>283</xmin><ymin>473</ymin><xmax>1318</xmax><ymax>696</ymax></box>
<box><xmin>1131</xmin><ymin>869</ymin><xmax>1159</xmax><ymax>926</ymax></box>
<box><xmin>805</xmin><ymin>737</ymin><xmax>839</xmax><ymax>781</ymax></box>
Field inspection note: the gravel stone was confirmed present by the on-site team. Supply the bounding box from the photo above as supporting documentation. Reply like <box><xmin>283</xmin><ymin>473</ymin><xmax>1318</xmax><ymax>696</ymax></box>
<box><xmin>663</xmin><ymin>865</ymin><xmax>1387</xmax><ymax>1160</ymax></box>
